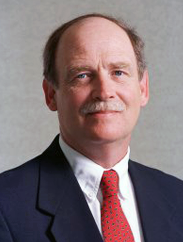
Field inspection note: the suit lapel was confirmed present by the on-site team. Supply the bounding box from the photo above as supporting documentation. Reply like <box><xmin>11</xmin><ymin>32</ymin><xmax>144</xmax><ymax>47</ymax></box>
<box><xmin>37</xmin><ymin>136</ymin><xmax>103</xmax><ymax>242</ymax></box>
<box><xmin>129</xmin><ymin>160</ymin><xmax>183</xmax><ymax>242</ymax></box>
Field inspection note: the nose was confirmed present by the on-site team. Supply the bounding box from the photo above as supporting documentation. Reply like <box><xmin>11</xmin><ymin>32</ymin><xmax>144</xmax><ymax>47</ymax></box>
<box><xmin>91</xmin><ymin>73</ymin><xmax>115</xmax><ymax>100</ymax></box>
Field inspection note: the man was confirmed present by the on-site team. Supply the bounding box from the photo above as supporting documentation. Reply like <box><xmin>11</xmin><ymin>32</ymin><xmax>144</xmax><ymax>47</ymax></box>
<box><xmin>0</xmin><ymin>13</ymin><xmax>183</xmax><ymax>242</ymax></box>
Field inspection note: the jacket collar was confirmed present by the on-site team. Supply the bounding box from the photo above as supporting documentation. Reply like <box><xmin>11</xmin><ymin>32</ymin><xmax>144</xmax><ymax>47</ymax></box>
<box><xmin>37</xmin><ymin>135</ymin><xmax>103</xmax><ymax>242</ymax></box>
<box><xmin>129</xmin><ymin>160</ymin><xmax>183</xmax><ymax>242</ymax></box>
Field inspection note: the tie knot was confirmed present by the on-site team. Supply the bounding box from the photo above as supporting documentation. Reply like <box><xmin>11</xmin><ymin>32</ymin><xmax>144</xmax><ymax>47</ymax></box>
<box><xmin>100</xmin><ymin>170</ymin><xmax>119</xmax><ymax>198</ymax></box>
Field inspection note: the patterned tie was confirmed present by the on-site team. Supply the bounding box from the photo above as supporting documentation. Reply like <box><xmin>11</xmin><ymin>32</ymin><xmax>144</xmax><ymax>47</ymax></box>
<box><xmin>101</xmin><ymin>170</ymin><xmax>134</xmax><ymax>242</ymax></box>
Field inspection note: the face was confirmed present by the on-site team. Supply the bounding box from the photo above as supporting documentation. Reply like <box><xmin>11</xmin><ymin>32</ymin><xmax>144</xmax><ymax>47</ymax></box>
<box><xmin>43</xmin><ymin>17</ymin><xmax>149</xmax><ymax>150</ymax></box>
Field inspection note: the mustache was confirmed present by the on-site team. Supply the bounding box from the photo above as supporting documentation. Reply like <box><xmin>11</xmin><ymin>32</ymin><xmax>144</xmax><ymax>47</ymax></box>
<box><xmin>80</xmin><ymin>100</ymin><xmax>125</xmax><ymax>114</ymax></box>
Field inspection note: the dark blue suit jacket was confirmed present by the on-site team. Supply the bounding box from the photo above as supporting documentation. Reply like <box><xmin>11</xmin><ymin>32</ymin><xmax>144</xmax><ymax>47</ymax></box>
<box><xmin>0</xmin><ymin>135</ymin><xmax>183</xmax><ymax>242</ymax></box>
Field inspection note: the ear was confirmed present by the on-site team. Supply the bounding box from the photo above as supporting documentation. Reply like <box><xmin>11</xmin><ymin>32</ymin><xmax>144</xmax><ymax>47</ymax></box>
<box><xmin>139</xmin><ymin>70</ymin><xmax>149</xmax><ymax>107</ymax></box>
<box><xmin>42</xmin><ymin>79</ymin><xmax>57</xmax><ymax>111</ymax></box>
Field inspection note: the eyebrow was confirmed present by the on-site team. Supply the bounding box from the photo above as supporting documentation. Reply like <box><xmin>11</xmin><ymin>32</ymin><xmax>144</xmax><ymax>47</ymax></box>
<box><xmin>107</xmin><ymin>61</ymin><xmax>131</xmax><ymax>69</ymax></box>
<box><xmin>66</xmin><ymin>65</ymin><xmax>92</xmax><ymax>74</ymax></box>
<box><xmin>66</xmin><ymin>61</ymin><xmax>130</xmax><ymax>72</ymax></box>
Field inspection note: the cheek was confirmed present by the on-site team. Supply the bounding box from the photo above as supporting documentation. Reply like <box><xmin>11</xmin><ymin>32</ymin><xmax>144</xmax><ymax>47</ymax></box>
<box><xmin>119</xmin><ymin>84</ymin><xmax>141</xmax><ymax>107</ymax></box>
<box><xmin>60</xmin><ymin>87</ymin><xmax>90</xmax><ymax>113</ymax></box>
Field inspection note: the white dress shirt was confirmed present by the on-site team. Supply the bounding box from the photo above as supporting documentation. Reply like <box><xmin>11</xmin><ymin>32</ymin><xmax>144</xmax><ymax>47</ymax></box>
<box><xmin>59</xmin><ymin>136</ymin><xmax>144</xmax><ymax>242</ymax></box>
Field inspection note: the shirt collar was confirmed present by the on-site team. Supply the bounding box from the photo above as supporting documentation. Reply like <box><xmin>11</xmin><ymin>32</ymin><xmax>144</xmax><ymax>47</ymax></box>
<box><xmin>59</xmin><ymin>135</ymin><xmax>130</xmax><ymax>201</ymax></box>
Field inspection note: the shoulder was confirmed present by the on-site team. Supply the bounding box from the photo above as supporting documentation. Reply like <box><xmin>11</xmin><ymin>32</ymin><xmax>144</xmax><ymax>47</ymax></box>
<box><xmin>0</xmin><ymin>135</ymin><xmax>60</xmax><ymax>194</ymax></box>
<box><xmin>130</xmin><ymin>159</ymin><xmax>183</xmax><ymax>183</ymax></box>
<box><xmin>129</xmin><ymin>160</ymin><xmax>183</xmax><ymax>200</ymax></box>
<box><xmin>0</xmin><ymin>156</ymin><xmax>41</xmax><ymax>203</ymax></box>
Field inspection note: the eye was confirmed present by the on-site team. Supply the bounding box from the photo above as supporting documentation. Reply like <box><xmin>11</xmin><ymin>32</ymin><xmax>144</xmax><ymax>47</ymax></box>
<box><xmin>76</xmin><ymin>73</ymin><xmax>88</xmax><ymax>79</ymax></box>
<box><xmin>71</xmin><ymin>72</ymin><xmax>92</xmax><ymax>85</ymax></box>
<box><xmin>114</xmin><ymin>70</ymin><xmax>123</xmax><ymax>76</ymax></box>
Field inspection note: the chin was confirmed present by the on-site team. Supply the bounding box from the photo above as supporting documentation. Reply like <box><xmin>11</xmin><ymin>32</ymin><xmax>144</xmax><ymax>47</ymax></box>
<box><xmin>85</xmin><ymin>129</ymin><xmax>126</xmax><ymax>144</ymax></box>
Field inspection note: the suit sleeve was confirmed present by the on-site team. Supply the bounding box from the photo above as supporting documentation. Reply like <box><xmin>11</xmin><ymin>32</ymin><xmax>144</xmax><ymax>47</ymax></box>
<box><xmin>0</xmin><ymin>209</ymin><xmax>14</xmax><ymax>242</ymax></box>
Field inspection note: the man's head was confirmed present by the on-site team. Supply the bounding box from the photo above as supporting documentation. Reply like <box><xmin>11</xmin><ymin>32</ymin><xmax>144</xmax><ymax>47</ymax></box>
<box><xmin>43</xmin><ymin>13</ymin><xmax>146</xmax><ymax>87</ymax></box>
<box><xmin>43</xmin><ymin>14</ymin><xmax>149</xmax><ymax>162</ymax></box>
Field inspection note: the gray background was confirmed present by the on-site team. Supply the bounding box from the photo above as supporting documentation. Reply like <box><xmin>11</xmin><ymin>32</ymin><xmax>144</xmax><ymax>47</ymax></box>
<box><xmin>0</xmin><ymin>0</ymin><xmax>183</xmax><ymax>178</ymax></box>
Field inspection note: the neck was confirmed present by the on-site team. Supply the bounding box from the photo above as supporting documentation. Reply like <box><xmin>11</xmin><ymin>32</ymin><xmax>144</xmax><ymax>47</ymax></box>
<box><xmin>61</xmin><ymin>135</ymin><xmax>131</xmax><ymax>169</ymax></box>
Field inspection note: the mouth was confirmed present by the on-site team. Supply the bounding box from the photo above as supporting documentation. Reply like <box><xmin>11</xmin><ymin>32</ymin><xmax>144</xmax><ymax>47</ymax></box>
<box><xmin>87</xmin><ymin>110</ymin><xmax>121</xmax><ymax>117</ymax></box>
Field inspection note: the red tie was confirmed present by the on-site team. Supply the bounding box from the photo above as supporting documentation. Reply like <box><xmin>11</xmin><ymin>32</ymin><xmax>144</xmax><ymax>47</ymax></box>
<box><xmin>101</xmin><ymin>170</ymin><xmax>135</xmax><ymax>242</ymax></box>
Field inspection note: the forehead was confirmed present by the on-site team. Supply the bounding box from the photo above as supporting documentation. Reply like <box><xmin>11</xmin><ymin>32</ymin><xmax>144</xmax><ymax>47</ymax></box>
<box><xmin>56</xmin><ymin>17</ymin><xmax>136</xmax><ymax>67</ymax></box>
